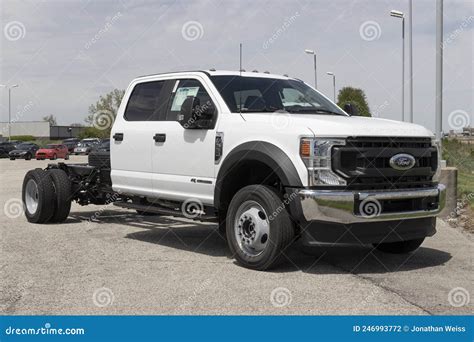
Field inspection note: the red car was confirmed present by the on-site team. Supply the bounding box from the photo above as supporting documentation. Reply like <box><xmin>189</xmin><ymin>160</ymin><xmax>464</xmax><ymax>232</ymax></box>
<box><xmin>36</xmin><ymin>144</ymin><xmax>70</xmax><ymax>160</ymax></box>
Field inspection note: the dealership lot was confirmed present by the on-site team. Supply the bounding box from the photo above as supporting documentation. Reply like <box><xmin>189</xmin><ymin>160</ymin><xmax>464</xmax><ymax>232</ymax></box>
<box><xmin>1</xmin><ymin>156</ymin><xmax>472</xmax><ymax>315</ymax></box>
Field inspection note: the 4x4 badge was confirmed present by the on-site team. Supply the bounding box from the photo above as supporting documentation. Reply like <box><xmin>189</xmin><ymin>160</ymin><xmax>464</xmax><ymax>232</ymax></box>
<box><xmin>389</xmin><ymin>153</ymin><xmax>416</xmax><ymax>171</ymax></box>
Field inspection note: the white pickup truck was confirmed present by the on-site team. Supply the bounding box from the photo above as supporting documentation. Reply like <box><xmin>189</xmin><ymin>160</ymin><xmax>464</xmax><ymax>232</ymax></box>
<box><xmin>22</xmin><ymin>70</ymin><xmax>445</xmax><ymax>270</ymax></box>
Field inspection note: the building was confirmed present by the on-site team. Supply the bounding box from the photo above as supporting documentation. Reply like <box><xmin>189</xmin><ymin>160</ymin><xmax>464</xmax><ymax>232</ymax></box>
<box><xmin>0</xmin><ymin>121</ymin><xmax>85</xmax><ymax>140</ymax></box>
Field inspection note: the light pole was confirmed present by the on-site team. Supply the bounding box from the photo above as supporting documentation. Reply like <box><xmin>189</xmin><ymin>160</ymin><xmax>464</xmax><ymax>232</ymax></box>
<box><xmin>408</xmin><ymin>0</ymin><xmax>413</xmax><ymax>123</ymax></box>
<box><xmin>0</xmin><ymin>84</ymin><xmax>19</xmax><ymax>141</ymax></box>
<box><xmin>390</xmin><ymin>9</ymin><xmax>405</xmax><ymax>122</ymax></box>
<box><xmin>326</xmin><ymin>72</ymin><xmax>336</xmax><ymax>102</ymax></box>
<box><xmin>435</xmin><ymin>0</ymin><xmax>443</xmax><ymax>140</ymax></box>
<box><xmin>304</xmin><ymin>49</ymin><xmax>317</xmax><ymax>88</ymax></box>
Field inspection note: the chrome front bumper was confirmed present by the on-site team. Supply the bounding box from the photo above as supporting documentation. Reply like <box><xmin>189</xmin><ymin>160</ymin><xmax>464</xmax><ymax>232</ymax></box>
<box><xmin>298</xmin><ymin>184</ymin><xmax>446</xmax><ymax>224</ymax></box>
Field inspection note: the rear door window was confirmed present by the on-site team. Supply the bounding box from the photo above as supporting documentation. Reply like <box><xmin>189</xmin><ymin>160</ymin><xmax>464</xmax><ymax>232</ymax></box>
<box><xmin>124</xmin><ymin>81</ymin><xmax>168</xmax><ymax>121</ymax></box>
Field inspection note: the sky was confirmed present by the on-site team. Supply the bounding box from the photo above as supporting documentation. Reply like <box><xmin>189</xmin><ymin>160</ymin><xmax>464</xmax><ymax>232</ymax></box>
<box><xmin>0</xmin><ymin>0</ymin><xmax>473</xmax><ymax>133</ymax></box>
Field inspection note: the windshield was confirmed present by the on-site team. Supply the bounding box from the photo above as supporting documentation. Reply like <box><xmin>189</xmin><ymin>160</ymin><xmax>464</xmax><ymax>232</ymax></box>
<box><xmin>210</xmin><ymin>76</ymin><xmax>346</xmax><ymax>115</ymax></box>
<box><xmin>46</xmin><ymin>144</ymin><xmax>59</xmax><ymax>149</ymax></box>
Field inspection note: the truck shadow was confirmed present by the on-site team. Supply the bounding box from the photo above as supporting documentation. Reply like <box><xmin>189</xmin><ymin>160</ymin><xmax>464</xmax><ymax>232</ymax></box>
<box><xmin>277</xmin><ymin>242</ymin><xmax>452</xmax><ymax>275</ymax></box>
<box><xmin>71</xmin><ymin>210</ymin><xmax>228</xmax><ymax>257</ymax></box>
<box><xmin>70</xmin><ymin>210</ymin><xmax>452</xmax><ymax>274</ymax></box>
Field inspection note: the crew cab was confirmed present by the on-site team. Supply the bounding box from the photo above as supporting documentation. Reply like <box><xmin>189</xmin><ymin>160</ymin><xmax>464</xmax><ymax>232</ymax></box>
<box><xmin>21</xmin><ymin>70</ymin><xmax>445</xmax><ymax>270</ymax></box>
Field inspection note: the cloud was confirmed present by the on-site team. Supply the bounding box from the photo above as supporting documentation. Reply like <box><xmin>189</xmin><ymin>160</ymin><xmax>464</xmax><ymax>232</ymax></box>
<box><xmin>0</xmin><ymin>0</ymin><xmax>472</xmax><ymax>133</ymax></box>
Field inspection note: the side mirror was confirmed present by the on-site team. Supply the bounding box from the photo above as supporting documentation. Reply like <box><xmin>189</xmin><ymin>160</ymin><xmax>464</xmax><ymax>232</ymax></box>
<box><xmin>343</xmin><ymin>103</ymin><xmax>359</xmax><ymax>116</ymax></box>
<box><xmin>178</xmin><ymin>96</ymin><xmax>216</xmax><ymax>129</ymax></box>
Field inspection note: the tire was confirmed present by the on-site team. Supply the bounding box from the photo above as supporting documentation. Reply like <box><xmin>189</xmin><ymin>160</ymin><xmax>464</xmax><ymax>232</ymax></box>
<box><xmin>51</xmin><ymin>154</ymin><xmax>57</xmax><ymax>160</ymax></box>
<box><xmin>226</xmin><ymin>185</ymin><xmax>294</xmax><ymax>270</ymax></box>
<box><xmin>10</xmin><ymin>157</ymin><xmax>15</xmax><ymax>160</ymax></box>
<box><xmin>48</xmin><ymin>169</ymin><xmax>72</xmax><ymax>223</ymax></box>
<box><xmin>25</xmin><ymin>153</ymin><xmax>31</xmax><ymax>160</ymax></box>
<box><xmin>217</xmin><ymin>211</ymin><xmax>227</xmax><ymax>240</ymax></box>
<box><xmin>373</xmin><ymin>238</ymin><xmax>425</xmax><ymax>254</ymax></box>
<box><xmin>22</xmin><ymin>169</ymin><xmax>56</xmax><ymax>223</ymax></box>
<box><xmin>65</xmin><ymin>154</ymin><xmax>69</xmax><ymax>160</ymax></box>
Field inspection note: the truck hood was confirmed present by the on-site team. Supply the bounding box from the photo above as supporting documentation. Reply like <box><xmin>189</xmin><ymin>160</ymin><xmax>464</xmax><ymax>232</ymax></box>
<box><xmin>241</xmin><ymin>113</ymin><xmax>434</xmax><ymax>138</ymax></box>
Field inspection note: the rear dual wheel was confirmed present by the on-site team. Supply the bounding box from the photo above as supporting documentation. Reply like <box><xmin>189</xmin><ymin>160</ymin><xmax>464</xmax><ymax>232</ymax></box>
<box><xmin>22</xmin><ymin>169</ymin><xmax>72</xmax><ymax>223</ymax></box>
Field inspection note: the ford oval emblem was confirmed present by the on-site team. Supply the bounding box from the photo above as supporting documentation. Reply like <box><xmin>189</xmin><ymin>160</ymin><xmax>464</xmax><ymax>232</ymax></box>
<box><xmin>389</xmin><ymin>153</ymin><xmax>416</xmax><ymax>171</ymax></box>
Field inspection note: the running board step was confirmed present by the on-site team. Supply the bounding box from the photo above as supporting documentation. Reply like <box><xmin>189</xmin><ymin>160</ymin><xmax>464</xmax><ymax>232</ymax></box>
<box><xmin>113</xmin><ymin>201</ymin><xmax>217</xmax><ymax>222</ymax></box>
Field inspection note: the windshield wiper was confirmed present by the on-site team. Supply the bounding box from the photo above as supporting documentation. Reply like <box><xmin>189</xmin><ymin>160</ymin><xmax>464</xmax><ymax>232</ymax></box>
<box><xmin>313</xmin><ymin>108</ymin><xmax>345</xmax><ymax>116</ymax></box>
<box><xmin>287</xmin><ymin>107</ymin><xmax>343</xmax><ymax>115</ymax></box>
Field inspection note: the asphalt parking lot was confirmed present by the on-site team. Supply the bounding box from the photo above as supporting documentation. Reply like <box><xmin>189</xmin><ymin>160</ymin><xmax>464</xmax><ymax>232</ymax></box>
<box><xmin>1</xmin><ymin>156</ymin><xmax>472</xmax><ymax>315</ymax></box>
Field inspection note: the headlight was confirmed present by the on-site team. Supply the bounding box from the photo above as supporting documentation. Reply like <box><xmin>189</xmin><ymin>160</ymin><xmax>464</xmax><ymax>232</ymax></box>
<box><xmin>300</xmin><ymin>138</ymin><xmax>347</xmax><ymax>186</ymax></box>
<box><xmin>432</xmin><ymin>138</ymin><xmax>441</xmax><ymax>182</ymax></box>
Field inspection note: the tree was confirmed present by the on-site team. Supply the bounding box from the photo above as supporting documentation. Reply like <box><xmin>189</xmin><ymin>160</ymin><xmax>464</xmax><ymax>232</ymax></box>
<box><xmin>43</xmin><ymin>114</ymin><xmax>57</xmax><ymax>126</ymax></box>
<box><xmin>85</xmin><ymin>89</ymin><xmax>125</xmax><ymax>134</ymax></box>
<box><xmin>78</xmin><ymin>126</ymin><xmax>109</xmax><ymax>139</ymax></box>
<box><xmin>337</xmin><ymin>87</ymin><xmax>371</xmax><ymax>117</ymax></box>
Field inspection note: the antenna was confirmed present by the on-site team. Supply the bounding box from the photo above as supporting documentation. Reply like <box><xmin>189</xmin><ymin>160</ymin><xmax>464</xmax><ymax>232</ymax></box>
<box><xmin>238</xmin><ymin>43</ymin><xmax>246</xmax><ymax>121</ymax></box>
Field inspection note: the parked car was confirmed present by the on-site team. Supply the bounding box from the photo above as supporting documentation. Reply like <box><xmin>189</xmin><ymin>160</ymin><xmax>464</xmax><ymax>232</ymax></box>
<box><xmin>74</xmin><ymin>138</ymin><xmax>100</xmax><ymax>155</ymax></box>
<box><xmin>93</xmin><ymin>139</ymin><xmax>110</xmax><ymax>152</ymax></box>
<box><xmin>9</xmin><ymin>143</ymin><xmax>39</xmax><ymax>160</ymax></box>
<box><xmin>0</xmin><ymin>142</ymin><xmax>16</xmax><ymax>158</ymax></box>
<box><xmin>21</xmin><ymin>70</ymin><xmax>445</xmax><ymax>271</ymax></box>
<box><xmin>36</xmin><ymin>144</ymin><xmax>69</xmax><ymax>160</ymax></box>
<box><xmin>9</xmin><ymin>140</ymin><xmax>23</xmax><ymax>148</ymax></box>
<box><xmin>62</xmin><ymin>138</ymin><xmax>80</xmax><ymax>152</ymax></box>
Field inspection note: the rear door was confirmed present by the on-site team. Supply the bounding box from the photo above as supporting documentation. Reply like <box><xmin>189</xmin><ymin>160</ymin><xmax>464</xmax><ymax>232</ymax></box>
<box><xmin>111</xmin><ymin>79</ymin><xmax>170</xmax><ymax>197</ymax></box>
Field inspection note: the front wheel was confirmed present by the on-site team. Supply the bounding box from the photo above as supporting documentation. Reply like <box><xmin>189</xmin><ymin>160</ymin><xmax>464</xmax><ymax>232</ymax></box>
<box><xmin>25</xmin><ymin>153</ymin><xmax>31</xmax><ymax>160</ymax></box>
<box><xmin>373</xmin><ymin>238</ymin><xmax>425</xmax><ymax>254</ymax></box>
<box><xmin>226</xmin><ymin>185</ymin><xmax>294</xmax><ymax>270</ymax></box>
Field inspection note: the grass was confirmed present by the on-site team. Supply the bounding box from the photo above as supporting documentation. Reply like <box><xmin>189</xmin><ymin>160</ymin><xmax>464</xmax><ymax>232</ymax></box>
<box><xmin>442</xmin><ymin>138</ymin><xmax>474</xmax><ymax>208</ymax></box>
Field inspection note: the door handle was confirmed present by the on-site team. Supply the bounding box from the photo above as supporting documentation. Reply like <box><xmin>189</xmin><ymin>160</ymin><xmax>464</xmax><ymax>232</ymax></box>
<box><xmin>113</xmin><ymin>133</ymin><xmax>124</xmax><ymax>141</ymax></box>
<box><xmin>153</xmin><ymin>133</ymin><xmax>166</xmax><ymax>143</ymax></box>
